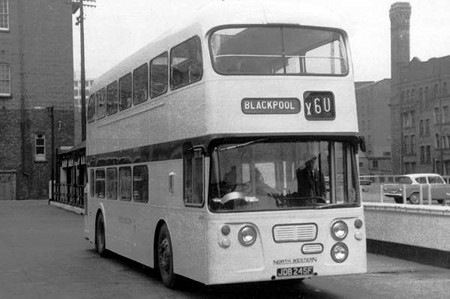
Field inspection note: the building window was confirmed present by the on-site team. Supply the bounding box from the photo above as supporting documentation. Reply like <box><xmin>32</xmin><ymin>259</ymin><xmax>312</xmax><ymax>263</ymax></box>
<box><xmin>419</xmin><ymin>120</ymin><xmax>424</xmax><ymax>136</ymax></box>
<box><xmin>411</xmin><ymin>135</ymin><xmax>416</xmax><ymax>155</ymax></box>
<box><xmin>372</xmin><ymin>160</ymin><xmax>378</xmax><ymax>169</ymax></box>
<box><xmin>435</xmin><ymin>133</ymin><xmax>440</xmax><ymax>149</ymax></box>
<box><xmin>0</xmin><ymin>0</ymin><xmax>9</xmax><ymax>31</ymax></box>
<box><xmin>425</xmin><ymin>119</ymin><xmax>430</xmax><ymax>136</ymax></box>
<box><xmin>404</xmin><ymin>135</ymin><xmax>409</xmax><ymax>155</ymax></box>
<box><xmin>444</xmin><ymin>106</ymin><xmax>449</xmax><ymax>123</ymax></box>
<box><xmin>433</xmin><ymin>83</ymin><xmax>438</xmax><ymax>98</ymax></box>
<box><xmin>35</xmin><ymin>134</ymin><xmax>46</xmax><ymax>161</ymax></box>
<box><xmin>420</xmin><ymin>146</ymin><xmax>425</xmax><ymax>164</ymax></box>
<box><xmin>0</xmin><ymin>63</ymin><xmax>11</xmax><ymax>96</ymax></box>
<box><xmin>444</xmin><ymin>82</ymin><xmax>448</xmax><ymax>95</ymax></box>
<box><xmin>434</xmin><ymin>107</ymin><xmax>441</xmax><ymax>124</ymax></box>
<box><xmin>426</xmin><ymin>146</ymin><xmax>431</xmax><ymax>163</ymax></box>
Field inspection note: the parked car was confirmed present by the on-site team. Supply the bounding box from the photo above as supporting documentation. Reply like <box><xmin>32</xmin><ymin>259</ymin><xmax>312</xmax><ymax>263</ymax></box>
<box><xmin>383</xmin><ymin>173</ymin><xmax>450</xmax><ymax>204</ymax></box>
<box><xmin>359</xmin><ymin>178</ymin><xmax>372</xmax><ymax>192</ymax></box>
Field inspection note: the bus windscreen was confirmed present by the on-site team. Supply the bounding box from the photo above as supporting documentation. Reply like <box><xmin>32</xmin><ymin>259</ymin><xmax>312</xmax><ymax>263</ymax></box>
<box><xmin>210</xmin><ymin>26</ymin><xmax>348</xmax><ymax>76</ymax></box>
<box><xmin>209</xmin><ymin>139</ymin><xmax>358</xmax><ymax>212</ymax></box>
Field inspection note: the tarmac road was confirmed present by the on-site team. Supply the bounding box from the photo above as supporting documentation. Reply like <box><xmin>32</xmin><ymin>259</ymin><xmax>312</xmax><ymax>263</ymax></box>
<box><xmin>0</xmin><ymin>200</ymin><xmax>449</xmax><ymax>298</ymax></box>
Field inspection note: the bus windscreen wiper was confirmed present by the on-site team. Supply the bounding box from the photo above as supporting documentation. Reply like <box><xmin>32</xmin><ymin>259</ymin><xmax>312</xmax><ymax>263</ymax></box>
<box><xmin>219</xmin><ymin>138</ymin><xmax>267</xmax><ymax>152</ymax></box>
<box><xmin>313</xmin><ymin>203</ymin><xmax>359</xmax><ymax>209</ymax></box>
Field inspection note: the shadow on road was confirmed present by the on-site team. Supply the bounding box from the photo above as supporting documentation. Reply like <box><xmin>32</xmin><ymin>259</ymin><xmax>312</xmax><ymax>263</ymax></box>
<box><xmin>95</xmin><ymin>249</ymin><xmax>338</xmax><ymax>298</ymax></box>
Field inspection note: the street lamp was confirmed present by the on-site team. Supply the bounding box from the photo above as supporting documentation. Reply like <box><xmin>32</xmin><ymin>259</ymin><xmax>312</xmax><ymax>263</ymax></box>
<box><xmin>73</xmin><ymin>0</ymin><xmax>96</xmax><ymax>141</ymax></box>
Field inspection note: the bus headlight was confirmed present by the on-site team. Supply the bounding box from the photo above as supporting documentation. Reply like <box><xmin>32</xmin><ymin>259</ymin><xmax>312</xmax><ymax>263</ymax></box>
<box><xmin>238</xmin><ymin>225</ymin><xmax>257</xmax><ymax>247</ymax></box>
<box><xmin>331</xmin><ymin>242</ymin><xmax>349</xmax><ymax>263</ymax></box>
<box><xmin>331</xmin><ymin>220</ymin><xmax>348</xmax><ymax>240</ymax></box>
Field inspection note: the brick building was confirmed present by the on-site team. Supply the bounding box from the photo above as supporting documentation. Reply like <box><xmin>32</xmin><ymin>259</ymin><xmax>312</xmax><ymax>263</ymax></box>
<box><xmin>356</xmin><ymin>79</ymin><xmax>392</xmax><ymax>175</ymax></box>
<box><xmin>0</xmin><ymin>0</ymin><xmax>74</xmax><ymax>199</ymax></box>
<box><xmin>390</xmin><ymin>2</ymin><xmax>450</xmax><ymax>175</ymax></box>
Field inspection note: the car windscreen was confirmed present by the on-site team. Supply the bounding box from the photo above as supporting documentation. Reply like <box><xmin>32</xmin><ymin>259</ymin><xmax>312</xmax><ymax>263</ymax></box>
<box><xmin>396</xmin><ymin>176</ymin><xmax>413</xmax><ymax>184</ymax></box>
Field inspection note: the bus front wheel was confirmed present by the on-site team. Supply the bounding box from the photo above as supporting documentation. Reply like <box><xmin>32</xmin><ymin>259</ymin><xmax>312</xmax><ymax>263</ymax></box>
<box><xmin>95</xmin><ymin>213</ymin><xmax>108</xmax><ymax>257</ymax></box>
<box><xmin>158</xmin><ymin>224</ymin><xmax>176</xmax><ymax>288</ymax></box>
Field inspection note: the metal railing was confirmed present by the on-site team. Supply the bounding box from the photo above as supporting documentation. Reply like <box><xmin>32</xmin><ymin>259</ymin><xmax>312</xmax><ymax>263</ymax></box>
<box><xmin>52</xmin><ymin>184</ymin><xmax>85</xmax><ymax>209</ymax></box>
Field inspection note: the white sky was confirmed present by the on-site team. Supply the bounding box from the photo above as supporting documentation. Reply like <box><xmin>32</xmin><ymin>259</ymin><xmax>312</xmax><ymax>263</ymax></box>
<box><xmin>73</xmin><ymin>0</ymin><xmax>450</xmax><ymax>82</ymax></box>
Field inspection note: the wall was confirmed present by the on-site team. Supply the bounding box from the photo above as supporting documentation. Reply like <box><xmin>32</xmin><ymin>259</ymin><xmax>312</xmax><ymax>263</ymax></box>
<box><xmin>364</xmin><ymin>203</ymin><xmax>450</xmax><ymax>267</ymax></box>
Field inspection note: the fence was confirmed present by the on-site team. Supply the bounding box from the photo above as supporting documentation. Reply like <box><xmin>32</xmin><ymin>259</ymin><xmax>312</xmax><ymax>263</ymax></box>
<box><xmin>52</xmin><ymin>184</ymin><xmax>85</xmax><ymax>209</ymax></box>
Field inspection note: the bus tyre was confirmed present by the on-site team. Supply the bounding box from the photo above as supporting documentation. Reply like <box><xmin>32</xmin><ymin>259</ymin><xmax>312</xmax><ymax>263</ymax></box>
<box><xmin>408</xmin><ymin>193</ymin><xmax>420</xmax><ymax>205</ymax></box>
<box><xmin>95</xmin><ymin>213</ymin><xmax>108</xmax><ymax>257</ymax></box>
<box><xmin>158</xmin><ymin>224</ymin><xmax>176</xmax><ymax>288</ymax></box>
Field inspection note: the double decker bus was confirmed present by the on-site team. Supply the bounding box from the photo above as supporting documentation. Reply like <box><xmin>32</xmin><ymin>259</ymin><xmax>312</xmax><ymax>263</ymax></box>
<box><xmin>84</xmin><ymin>1</ymin><xmax>366</xmax><ymax>288</ymax></box>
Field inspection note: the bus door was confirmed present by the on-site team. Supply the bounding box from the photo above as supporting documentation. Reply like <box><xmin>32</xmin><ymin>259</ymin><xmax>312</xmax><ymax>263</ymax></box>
<box><xmin>175</xmin><ymin>145</ymin><xmax>207</xmax><ymax>281</ymax></box>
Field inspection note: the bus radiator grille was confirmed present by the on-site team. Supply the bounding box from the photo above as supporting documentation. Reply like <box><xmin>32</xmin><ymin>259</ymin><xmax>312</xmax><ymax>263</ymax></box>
<box><xmin>273</xmin><ymin>224</ymin><xmax>317</xmax><ymax>242</ymax></box>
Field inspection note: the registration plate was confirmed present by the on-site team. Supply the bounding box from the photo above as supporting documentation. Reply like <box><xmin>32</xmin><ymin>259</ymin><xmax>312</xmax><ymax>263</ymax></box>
<box><xmin>276</xmin><ymin>266</ymin><xmax>314</xmax><ymax>277</ymax></box>
<box><xmin>303</xmin><ymin>91</ymin><xmax>335</xmax><ymax>120</ymax></box>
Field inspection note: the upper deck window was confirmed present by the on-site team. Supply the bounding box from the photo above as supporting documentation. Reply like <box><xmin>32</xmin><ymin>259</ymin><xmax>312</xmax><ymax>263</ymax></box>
<box><xmin>170</xmin><ymin>36</ymin><xmax>203</xmax><ymax>90</ymax></box>
<box><xmin>87</xmin><ymin>94</ymin><xmax>96</xmax><ymax>123</ymax></box>
<box><xmin>133</xmin><ymin>63</ymin><xmax>148</xmax><ymax>105</ymax></box>
<box><xmin>150</xmin><ymin>52</ymin><xmax>168</xmax><ymax>98</ymax></box>
<box><xmin>210</xmin><ymin>26</ymin><xmax>348</xmax><ymax>76</ymax></box>
<box><xmin>97</xmin><ymin>88</ymin><xmax>106</xmax><ymax>119</ymax></box>
<box><xmin>107</xmin><ymin>81</ymin><xmax>118</xmax><ymax>115</ymax></box>
<box><xmin>119</xmin><ymin>73</ymin><xmax>132</xmax><ymax>111</ymax></box>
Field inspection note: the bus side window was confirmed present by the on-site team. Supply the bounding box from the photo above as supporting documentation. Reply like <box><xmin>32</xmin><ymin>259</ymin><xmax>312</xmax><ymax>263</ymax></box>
<box><xmin>183</xmin><ymin>146</ymin><xmax>204</xmax><ymax>206</ymax></box>
<box><xmin>133</xmin><ymin>63</ymin><xmax>149</xmax><ymax>105</ymax></box>
<box><xmin>106</xmin><ymin>167</ymin><xmax>117</xmax><ymax>200</ymax></box>
<box><xmin>97</xmin><ymin>88</ymin><xmax>107</xmax><ymax>119</ymax></box>
<box><xmin>119</xmin><ymin>167</ymin><xmax>132</xmax><ymax>201</ymax></box>
<box><xmin>87</xmin><ymin>94</ymin><xmax>96</xmax><ymax>123</ymax></box>
<box><xmin>89</xmin><ymin>169</ymin><xmax>95</xmax><ymax>197</ymax></box>
<box><xmin>170</xmin><ymin>36</ymin><xmax>203</xmax><ymax>90</ymax></box>
<box><xmin>107</xmin><ymin>81</ymin><xmax>118</xmax><ymax>115</ymax></box>
<box><xmin>133</xmin><ymin>165</ymin><xmax>149</xmax><ymax>203</ymax></box>
<box><xmin>95</xmin><ymin>169</ymin><xmax>106</xmax><ymax>198</ymax></box>
<box><xmin>119</xmin><ymin>73</ymin><xmax>132</xmax><ymax>111</ymax></box>
<box><xmin>150</xmin><ymin>52</ymin><xmax>168</xmax><ymax>98</ymax></box>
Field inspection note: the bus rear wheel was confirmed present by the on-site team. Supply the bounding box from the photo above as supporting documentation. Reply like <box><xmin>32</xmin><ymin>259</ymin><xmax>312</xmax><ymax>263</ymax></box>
<box><xmin>95</xmin><ymin>213</ymin><xmax>108</xmax><ymax>257</ymax></box>
<box><xmin>158</xmin><ymin>224</ymin><xmax>176</xmax><ymax>288</ymax></box>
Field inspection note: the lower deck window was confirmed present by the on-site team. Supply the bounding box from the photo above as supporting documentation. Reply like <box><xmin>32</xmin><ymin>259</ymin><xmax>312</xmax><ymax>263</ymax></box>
<box><xmin>119</xmin><ymin>167</ymin><xmax>132</xmax><ymax>201</ymax></box>
<box><xmin>133</xmin><ymin>165</ymin><xmax>148</xmax><ymax>203</ymax></box>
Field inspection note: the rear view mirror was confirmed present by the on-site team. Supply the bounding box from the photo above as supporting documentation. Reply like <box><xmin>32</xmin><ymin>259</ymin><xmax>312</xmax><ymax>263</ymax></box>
<box><xmin>359</xmin><ymin>136</ymin><xmax>366</xmax><ymax>152</ymax></box>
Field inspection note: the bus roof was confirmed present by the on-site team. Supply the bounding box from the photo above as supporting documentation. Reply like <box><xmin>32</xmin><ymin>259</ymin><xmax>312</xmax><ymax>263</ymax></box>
<box><xmin>92</xmin><ymin>0</ymin><xmax>348</xmax><ymax>90</ymax></box>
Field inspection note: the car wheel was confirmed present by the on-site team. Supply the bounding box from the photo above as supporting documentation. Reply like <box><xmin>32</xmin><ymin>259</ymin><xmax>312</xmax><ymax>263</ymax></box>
<box><xmin>158</xmin><ymin>224</ymin><xmax>176</xmax><ymax>288</ymax></box>
<box><xmin>437</xmin><ymin>199</ymin><xmax>444</xmax><ymax>205</ymax></box>
<box><xmin>408</xmin><ymin>193</ymin><xmax>420</xmax><ymax>204</ymax></box>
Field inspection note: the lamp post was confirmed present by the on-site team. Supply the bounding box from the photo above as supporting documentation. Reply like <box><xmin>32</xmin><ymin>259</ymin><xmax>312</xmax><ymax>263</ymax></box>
<box><xmin>73</xmin><ymin>0</ymin><xmax>96</xmax><ymax>141</ymax></box>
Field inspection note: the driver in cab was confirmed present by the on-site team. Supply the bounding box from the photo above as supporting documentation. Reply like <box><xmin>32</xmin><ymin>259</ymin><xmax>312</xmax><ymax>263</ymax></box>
<box><xmin>296</xmin><ymin>152</ymin><xmax>326</xmax><ymax>198</ymax></box>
